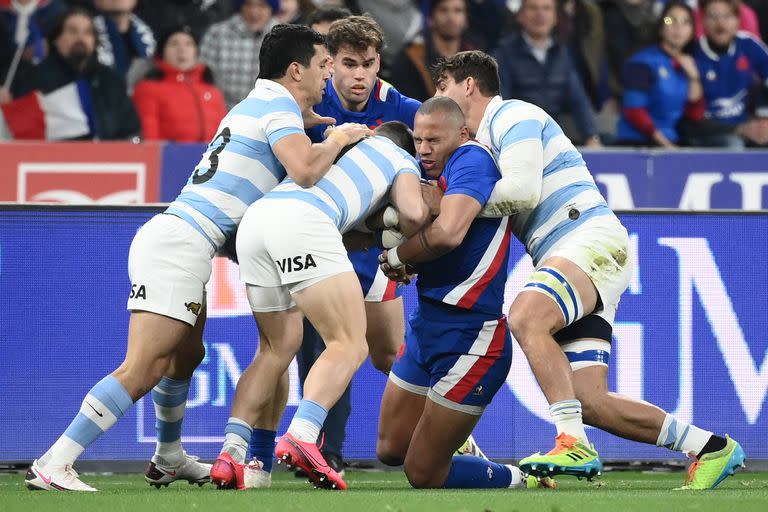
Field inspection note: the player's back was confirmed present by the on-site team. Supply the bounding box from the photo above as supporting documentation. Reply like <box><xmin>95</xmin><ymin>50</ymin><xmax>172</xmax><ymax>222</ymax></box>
<box><xmin>265</xmin><ymin>135</ymin><xmax>419</xmax><ymax>233</ymax></box>
<box><xmin>416</xmin><ymin>142</ymin><xmax>512</xmax><ymax>318</ymax></box>
<box><xmin>478</xmin><ymin>97</ymin><xmax>614</xmax><ymax>265</ymax></box>
<box><xmin>166</xmin><ymin>79</ymin><xmax>303</xmax><ymax>250</ymax></box>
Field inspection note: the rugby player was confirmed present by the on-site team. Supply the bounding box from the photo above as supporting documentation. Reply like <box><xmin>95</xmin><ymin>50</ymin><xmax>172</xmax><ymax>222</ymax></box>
<box><xmin>430</xmin><ymin>50</ymin><xmax>745</xmax><ymax>489</ymax></box>
<box><xmin>208</xmin><ymin>121</ymin><xmax>428</xmax><ymax>491</ymax></box>
<box><xmin>24</xmin><ymin>24</ymin><xmax>372</xmax><ymax>492</ymax></box>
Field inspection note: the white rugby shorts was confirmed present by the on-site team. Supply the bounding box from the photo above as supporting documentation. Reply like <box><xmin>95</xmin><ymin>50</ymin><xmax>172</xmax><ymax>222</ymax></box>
<box><xmin>237</xmin><ymin>198</ymin><xmax>353</xmax><ymax>312</ymax></box>
<box><xmin>539</xmin><ymin>215</ymin><xmax>631</xmax><ymax>326</ymax></box>
<box><xmin>127</xmin><ymin>213</ymin><xmax>215</xmax><ymax>325</ymax></box>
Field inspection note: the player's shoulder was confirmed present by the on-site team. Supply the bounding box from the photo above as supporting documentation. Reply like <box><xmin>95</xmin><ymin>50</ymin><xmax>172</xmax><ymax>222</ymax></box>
<box><xmin>490</xmin><ymin>98</ymin><xmax>549</xmax><ymax>129</ymax></box>
<box><xmin>230</xmin><ymin>80</ymin><xmax>301</xmax><ymax>118</ymax></box>
<box><xmin>448</xmin><ymin>141</ymin><xmax>497</xmax><ymax>170</ymax></box>
<box><xmin>373</xmin><ymin>79</ymin><xmax>415</xmax><ymax>106</ymax></box>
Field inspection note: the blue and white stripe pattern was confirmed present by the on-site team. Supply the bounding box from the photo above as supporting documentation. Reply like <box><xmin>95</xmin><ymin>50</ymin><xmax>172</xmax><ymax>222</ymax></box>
<box><xmin>151</xmin><ymin>377</ymin><xmax>190</xmax><ymax>444</ymax></box>
<box><xmin>265</xmin><ymin>136</ymin><xmax>420</xmax><ymax>233</ymax></box>
<box><xmin>560</xmin><ymin>340</ymin><xmax>611</xmax><ymax>370</ymax></box>
<box><xmin>477</xmin><ymin>97</ymin><xmax>613</xmax><ymax>265</ymax></box>
<box><xmin>62</xmin><ymin>375</ymin><xmax>133</xmax><ymax>450</ymax></box>
<box><xmin>166</xmin><ymin>79</ymin><xmax>304</xmax><ymax>250</ymax></box>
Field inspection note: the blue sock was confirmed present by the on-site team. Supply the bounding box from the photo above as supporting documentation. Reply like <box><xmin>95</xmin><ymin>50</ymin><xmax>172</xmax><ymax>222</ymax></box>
<box><xmin>443</xmin><ymin>456</ymin><xmax>514</xmax><ymax>489</ymax></box>
<box><xmin>287</xmin><ymin>399</ymin><xmax>327</xmax><ymax>443</ymax></box>
<box><xmin>250</xmin><ymin>428</ymin><xmax>277</xmax><ymax>472</ymax></box>
<box><xmin>42</xmin><ymin>375</ymin><xmax>133</xmax><ymax>467</ymax></box>
<box><xmin>151</xmin><ymin>376</ymin><xmax>190</xmax><ymax>462</ymax></box>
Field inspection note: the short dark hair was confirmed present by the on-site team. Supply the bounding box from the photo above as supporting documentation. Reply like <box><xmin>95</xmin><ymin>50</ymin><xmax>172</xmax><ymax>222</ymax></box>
<box><xmin>428</xmin><ymin>0</ymin><xmax>468</xmax><ymax>17</ymax></box>
<box><xmin>307</xmin><ymin>6</ymin><xmax>352</xmax><ymax>28</ymax></box>
<box><xmin>417</xmin><ymin>97</ymin><xmax>466</xmax><ymax>129</ymax></box>
<box><xmin>431</xmin><ymin>50</ymin><xmax>500</xmax><ymax>97</ymax></box>
<box><xmin>258</xmin><ymin>24</ymin><xmax>326</xmax><ymax>80</ymax></box>
<box><xmin>375</xmin><ymin>121</ymin><xmax>416</xmax><ymax>157</ymax></box>
<box><xmin>700</xmin><ymin>0</ymin><xmax>740</xmax><ymax>16</ymax></box>
<box><xmin>326</xmin><ymin>15</ymin><xmax>385</xmax><ymax>56</ymax></box>
<box><xmin>47</xmin><ymin>7</ymin><xmax>95</xmax><ymax>48</ymax></box>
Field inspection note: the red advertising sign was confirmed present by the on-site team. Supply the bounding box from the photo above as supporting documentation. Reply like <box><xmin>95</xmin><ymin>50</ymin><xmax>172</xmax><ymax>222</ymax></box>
<box><xmin>0</xmin><ymin>142</ymin><xmax>162</xmax><ymax>203</ymax></box>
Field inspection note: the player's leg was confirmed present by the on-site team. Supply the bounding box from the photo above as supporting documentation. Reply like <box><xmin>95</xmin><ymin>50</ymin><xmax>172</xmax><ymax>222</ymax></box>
<box><xmin>365</xmin><ymin>297</ymin><xmax>405</xmax><ymax>373</ymax></box>
<box><xmin>275</xmin><ymin>272</ymin><xmax>368</xmax><ymax>490</ymax></box>
<box><xmin>26</xmin><ymin>214</ymin><xmax>212</xmax><ymax>492</ymax></box>
<box><xmin>145</xmin><ymin>306</ymin><xmax>211</xmax><ymax>487</ymax></box>
<box><xmin>211</xmin><ymin>286</ymin><xmax>303</xmax><ymax>490</ymax></box>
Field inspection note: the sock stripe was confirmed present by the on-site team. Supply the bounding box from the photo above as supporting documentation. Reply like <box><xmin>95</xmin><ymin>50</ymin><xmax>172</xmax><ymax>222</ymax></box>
<box><xmin>294</xmin><ymin>400</ymin><xmax>327</xmax><ymax>428</ymax></box>
<box><xmin>156</xmin><ymin>418</ymin><xmax>185</xmax><ymax>443</ymax></box>
<box><xmin>63</xmin><ymin>413</ymin><xmax>103</xmax><ymax>448</ymax></box>
<box><xmin>674</xmin><ymin>425</ymin><xmax>691</xmax><ymax>452</ymax></box>
<box><xmin>154</xmin><ymin>403</ymin><xmax>186</xmax><ymax>423</ymax></box>
<box><xmin>225</xmin><ymin>419</ymin><xmax>253</xmax><ymax>444</ymax></box>
<box><xmin>90</xmin><ymin>376</ymin><xmax>133</xmax><ymax>416</ymax></box>
<box><xmin>156</xmin><ymin>376</ymin><xmax>191</xmax><ymax>393</ymax></box>
<box><xmin>152</xmin><ymin>388</ymin><xmax>188</xmax><ymax>408</ymax></box>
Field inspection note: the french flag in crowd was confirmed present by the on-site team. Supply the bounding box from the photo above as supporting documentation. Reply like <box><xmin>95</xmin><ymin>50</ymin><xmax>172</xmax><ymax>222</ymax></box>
<box><xmin>0</xmin><ymin>80</ymin><xmax>93</xmax><ymax>140</ymax></box>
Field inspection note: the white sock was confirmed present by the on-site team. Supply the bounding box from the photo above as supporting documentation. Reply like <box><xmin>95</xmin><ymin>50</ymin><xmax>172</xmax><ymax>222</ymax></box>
<box><xmin>506</xmin><ymin>465</ymin><xmax>525</xmax><ymax>488</ymax></box>
<box><xmin>39</xmin><ymin>436</ymin><xmax>85</xmax><ymax>469</ymax></box>
<box><xmin>656</xmin><ymin>414</ymin><xmax>712</xmax><ymax>455</ymax></box>
<box><xmin>550</xmin><ymin>399</ymin><xmax>589</xmax><ymax>444</ymax></box>
<box><xmin>222</xmin><ymin>417</ymin><xmax>252</xmax><ymax>464</ymax></box>
<box><xmin>287</xmin><ymin>417</ymin><xmax>321</xmax><ymax>444</ymax></box>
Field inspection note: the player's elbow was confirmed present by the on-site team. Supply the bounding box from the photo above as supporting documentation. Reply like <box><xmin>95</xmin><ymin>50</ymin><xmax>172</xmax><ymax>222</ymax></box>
<box><xmin>397</xmin><ymin>202</ymin><xmax>429</xmax><ymax>237</ymax></box>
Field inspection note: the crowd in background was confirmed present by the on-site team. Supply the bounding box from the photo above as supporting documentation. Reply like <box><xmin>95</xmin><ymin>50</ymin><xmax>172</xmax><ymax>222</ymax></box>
<box><xmin>1</xmin><ymin>0</ymin><xmax>767</xmax><ymax>148</ymax></box>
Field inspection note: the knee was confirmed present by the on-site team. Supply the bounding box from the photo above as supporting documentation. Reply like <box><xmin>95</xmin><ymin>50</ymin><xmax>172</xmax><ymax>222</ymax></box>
<box><xmin>404</xmin><ymin>460</ymin><xmax>444</xmax><ymax>489</ymax></box>
<box><xmin>188</xmin><ymin>342</ymin><xmax>206</xmax><ymax>368</ymax></box>
<box><xmin>369</xmin><ymin>350</ymin><xmax>395</xmax><ymax>374</ymax></box>
<box><xmin>112</xmin><ymin>363</ymin><xmax>166</xmax><ymax>400</ymax></box>
<box><xmin>376</xmin><ymin>440</ymin><xmax>405</xmax><ymax>467</ymax></box>
<box><xmin>507</xmin><ymin>305</ymin><xmax>537</xmax><ymax>343</ymax></box>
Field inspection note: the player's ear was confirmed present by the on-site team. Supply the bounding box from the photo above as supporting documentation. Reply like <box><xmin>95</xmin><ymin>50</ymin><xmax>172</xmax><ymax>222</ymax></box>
<box><xmin>288</xmin><ymin>61</ymin><xmax>303</xmax><ymax>82</ymax></box>
<box><xmin>465</xmin><ymin>77</ymin><xmax>475</xmax><ymax>97</ymax></box>
<box><xmin>459</xmin><ymin>125</ymin><xmax>470</xmax><ymax>142</ymax></box>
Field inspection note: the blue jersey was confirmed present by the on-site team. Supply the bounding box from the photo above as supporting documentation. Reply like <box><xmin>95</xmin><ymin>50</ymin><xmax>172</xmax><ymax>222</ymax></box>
<box><xmin>694</xmin><ymin>32</ymin><xmax>768</xmax><ymax>125</ymax></box>
<box><xmin>415</xmin><ymin>142</ymin><xmax>512</xmax><ymax>317</ymax></box>
<box><xmin>166</xmin><ymin>79</ymin><xmax>303</xmax><ymax>249</ymax></box>
<box><xmin>265</xmin><ymin>136</ymin><xmax>420</xmax><ymax>233</ymax></box>
<box><xmin>477</xmin><ymin>96</ymin><xmax>613</xmax><ymax>266</ymax></box>
<box><xmin>617</xmin><ymin>45</ymin><xmax>691</xmax><ymax>143</ymax></box>
<box><xmin>306</xmin><ymin>78</ymin><xmax>421</xmax><ymax>142</ymax></box>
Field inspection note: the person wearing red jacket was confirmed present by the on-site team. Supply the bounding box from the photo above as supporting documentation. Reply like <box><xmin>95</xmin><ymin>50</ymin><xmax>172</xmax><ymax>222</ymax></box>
<box><xmin>133</xmin><ymin>25</ymin><xmax>226</xmax><ymax>142</ymax></box>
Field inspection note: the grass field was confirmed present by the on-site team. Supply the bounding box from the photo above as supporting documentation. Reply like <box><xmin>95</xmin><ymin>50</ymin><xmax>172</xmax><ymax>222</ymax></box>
<box><xmin>2</xmin><ymin>470</ymin><xmax>767</xmax><ymax>512</ymax></box>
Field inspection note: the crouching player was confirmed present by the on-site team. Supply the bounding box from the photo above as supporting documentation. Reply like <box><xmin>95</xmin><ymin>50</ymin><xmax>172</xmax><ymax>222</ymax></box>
<box><xmin>209</xmin><ymin>121</ymin><xmax>428</xmax><ymax>490</ymax></box>
<box><xmin>375</xmin><ymin>97</ymin><xmax>530</xmax><ymax>489</ymax></box>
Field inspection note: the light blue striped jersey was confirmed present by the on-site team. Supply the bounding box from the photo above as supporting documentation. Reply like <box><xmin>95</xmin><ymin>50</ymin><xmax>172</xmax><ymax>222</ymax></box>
<box><xmin>477</xmin><ymin>96</ymin><xmax>615</xmax><ymax>265</ymax></box>
<box><xmin>264</xmin><ymin>135</ymin><xmax>420</xmax><ymax>233</ymax></box>
<box><xmin>166</xmin><ymin>79</ymin><xmax>304</xmax><ymax>249</ymax></box>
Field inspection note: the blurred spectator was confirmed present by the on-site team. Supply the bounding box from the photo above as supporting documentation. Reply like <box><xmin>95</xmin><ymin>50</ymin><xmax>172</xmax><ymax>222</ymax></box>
<box><xmin>557</xmin><ymin>0</ymin><xmax>605</xmax><ymax>109</ymax></box>
<box><xmin>685</xmin><ymin>0</ymin><xmax>768</xmax><ymax>147</ymax></box>
<box><xmin>1</xmin><ymin>0</ymin><xmax>66</xmax><ymax>81</ymax></box>
<box><xmin>694</xmin><ymin>0</ymin><xmax>761</xmax><ymax>39</ymax></box>
<box><xmin>134</xmin><ymin>0</ymin><xmax>236</xmax><ymax>42</ymax></box>
<box><xmin>276</xmin><ymin>0</ymin><xmax>315</xmax><ymax>24</ymax></box>
<box><xmin>306</xmin><ymin>4</ymin><xmax>351</xmax><ymax>34</ymax></box>
<box><xmin>1</xmin><ymin>7</ymin><xmax>140</xmax><ymax>140</ymax></box>
<box><xmin>354</xmin><ymin>0</ymin><xmax>422</xmax><ymax>75</ymax></box>
<box><xmin>200</xmin><ymin>0</ymin><xmax>278</xmax><ymax>108</ymax></box>
<box><xmin>602</xmin><ymin>0</ymin><xmax>658</xmax><ymax>99</ymax></box>
<box><xmin>494</xmin><ymin>0</ymin><xmax>601</xmax><ymax>146</ymax></box>
<box><xmin>390</xmin><ymin>0</ymin><xmax>476</xmax><ymax>101</ymax></box>
<box><xmin>132</xmin><ymin>26</ymin><xmax>226</xmax><ymax>142</ymax></box>
<box><xmin>92</xmin><ymin>0</ymin><xmax>156</xmax><ymax>89</ymax></box>
<box><xmin>616</xmin><ymin>1</ymin><xmax>703</xmax><ymax>146</ymax></box>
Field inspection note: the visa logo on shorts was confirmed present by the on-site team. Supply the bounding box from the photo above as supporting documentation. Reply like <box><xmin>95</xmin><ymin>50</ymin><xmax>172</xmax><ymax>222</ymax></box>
<box><xmin>276</xmin><ymin>254</ymin><xmax>317</xmax><ymax>273</ymax></box>
<box><xmin>129</xmin><ymin>284</ymin><xmax>147</xmax><ymax>299</ymax></box>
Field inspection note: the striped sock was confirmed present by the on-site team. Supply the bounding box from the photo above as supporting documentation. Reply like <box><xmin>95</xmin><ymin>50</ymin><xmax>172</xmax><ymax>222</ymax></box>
<box><xmin>222</xmin><ymin>417</ymin><xmax>252</xmax><ymax>464</ymax></box>
<box><xmin>152</xmin><ymin>376</ymin><xmax>190</xmax><ymax>466</ymax></box>
<box><xmin>39</xmin><ymin>375</ymin><xmax>133</xmax><ymax>468</ymax></box>
<box><xmin>287</xmin><ymin>400</ymin><xmax>327</xmax><ymax>444</ymax></box>
<box><xmin>656</xmin><ymin>414</ymin><xmax>712</xmax><ymax>455</ymax></box>
<box><xmin>550</xmin><ymin>399</ymin><xmax>589</xmax><ymax>444</ymax></box>
<box><xmin>249</xmin><ymin>428</ymin><xmax>277</xmax><ymax>472</ymax></box>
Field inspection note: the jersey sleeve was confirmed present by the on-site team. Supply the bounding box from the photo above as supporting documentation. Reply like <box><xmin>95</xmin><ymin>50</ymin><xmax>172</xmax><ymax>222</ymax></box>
<box><xmin>263</xmin><ymin>96</ymin><xmax>304</xmax><ymax>146</ymax></box>
<box><xmin>394</xmin><ymin>154</ymin><xmax>421</xmax><ymax>177</ymax></box>
<box><xmin>444</xmin><ymin>146</ymin><xmax>500</xmax><ymax>207</ymax></box>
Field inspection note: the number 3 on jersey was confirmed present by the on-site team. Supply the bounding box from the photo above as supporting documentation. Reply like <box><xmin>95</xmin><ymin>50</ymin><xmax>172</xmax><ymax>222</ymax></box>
<box><xmin>192</xmin><ymin>127</ymin><xmax>231</xmax><ymax>184</ymax></box>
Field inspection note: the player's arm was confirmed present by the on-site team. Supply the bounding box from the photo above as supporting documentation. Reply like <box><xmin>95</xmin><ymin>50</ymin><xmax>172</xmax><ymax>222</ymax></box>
<box><xmin>272</xmin><ymin>123</ymin><xmax>373</xmax><ymax>187</ymax></box>
<box><xmin>478</xmin><ymin>123</ymin><xmax>544</xmax><ymax>218</ymax></box>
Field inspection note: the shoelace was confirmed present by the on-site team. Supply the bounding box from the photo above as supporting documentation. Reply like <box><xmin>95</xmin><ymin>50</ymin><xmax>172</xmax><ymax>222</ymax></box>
<box><xmin>548</xmin><ymin>434</ymin><xmax>577</xmax><ymax>455</ymax></box>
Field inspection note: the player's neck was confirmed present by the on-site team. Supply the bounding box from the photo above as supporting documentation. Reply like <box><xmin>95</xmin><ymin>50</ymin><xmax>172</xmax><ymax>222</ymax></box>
<box><xmin>467</xmin><ymin>96</ymin><xmax>493</xmax><ymax>137</ymax></box>
<box><xmin>276</xmin><ymin>78</ymin><xmax>312</xmax><ymax>112</ymax></box>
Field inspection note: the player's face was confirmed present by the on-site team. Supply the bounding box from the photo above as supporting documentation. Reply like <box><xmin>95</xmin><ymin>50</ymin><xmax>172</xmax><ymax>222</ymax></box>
<box><xmin>660</xmin><ymin>6</ymin><xmax>693</xmax><ymax>51</ymax></box>
<box><xmin>434</xmin><ymin>74</ymin><xmax>469</xmax><ymax>114</ymax></box>
<box><xmin>303</xmin><ymin>44</ymin><xmax>332</xmax><ymax>106</ymax></box>
<box><xmin>413</xmin><ymin>112</ymin><xmax>468</xmax><ymax>178</ymax></box>
<box><xmin>703</xmin><ymin>1</ymin><xmax>739</xmax><ymax>47</ymax></box>
<box><xmin>330</xmin><ymin>45</ymin><xmax>380</xmax><ymax>111</ymax></box>
<box><xmin>163</xmin><ymin>32</ymin><xmax>198</xmax><ymax>71</ymax></box>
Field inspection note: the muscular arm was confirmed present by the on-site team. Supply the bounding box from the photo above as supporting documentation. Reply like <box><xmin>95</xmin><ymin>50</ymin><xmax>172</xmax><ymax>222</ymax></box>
<box><xmin>272</xmin><ymin>124</ymin><xmax>371</xmax><ymax>187</ymax></box>
<box><xmin>394</xmin><ymin>194</ymin><xmax>481</xmax><ymax>264</ymax></box>
<box><xmin>388</xmin><ymin>172</ymin><xmax>429</xmax><ymax>237</ymax></box>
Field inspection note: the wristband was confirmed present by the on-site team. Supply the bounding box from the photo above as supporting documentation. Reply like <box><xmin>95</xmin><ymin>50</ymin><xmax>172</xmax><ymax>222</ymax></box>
<box><xmin>327</xmin><ymin>130</ymin><xmax>351</xmax><ymax>148</ymax></box>
<box><xmin>383</xmin><ymin>206</ymin><xmax>399</xmax><ymax>228</ymax></box>
<box><xmin>387</xmin><ymin>246</ymin><xmax>404</xmax><ymax>269</ymax></box>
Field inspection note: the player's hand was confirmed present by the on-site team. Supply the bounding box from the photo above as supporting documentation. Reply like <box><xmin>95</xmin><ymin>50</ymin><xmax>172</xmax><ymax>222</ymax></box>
<box><xmin>328</xmin><ymin>123</ymin><xmax>374</xmax><ymax>145</ymax></box>
<box><xmin>420</xmin><ymin>181</ymin><xmax>443</xmax><ymax>218</ymax></box>
<box><xmin>378</xmin><ymin>250</ymin><xmax>412</xmax><ymax>284</ymax></box>
<box><xmin>303</xmin><ymin>108</ymin><xmax>336</xmax><ymax>129</ymax></box>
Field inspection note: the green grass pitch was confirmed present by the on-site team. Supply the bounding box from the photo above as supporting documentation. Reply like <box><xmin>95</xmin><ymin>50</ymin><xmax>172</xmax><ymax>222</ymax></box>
<box><xmin>2</xmin><ymin>470</ymin><xmax>767</xmax><ymax>512</ymax></box>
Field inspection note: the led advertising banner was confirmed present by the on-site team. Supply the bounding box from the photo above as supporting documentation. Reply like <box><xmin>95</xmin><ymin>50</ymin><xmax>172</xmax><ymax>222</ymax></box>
<box><xmin>0</xmin><ymin>208</ymin><xmax>765</xmax><ymax>461</ymax></box>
